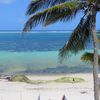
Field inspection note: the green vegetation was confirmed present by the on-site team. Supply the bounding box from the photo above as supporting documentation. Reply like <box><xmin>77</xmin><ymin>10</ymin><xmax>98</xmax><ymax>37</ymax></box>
<box><xmin>10</xmin><ymin>75</ymin><xmax>85</xmax><ymax>84</ymax></box>
<box><xmin>54</xmin><ymin>77</ymin><xmax>84</xmax><ymax>83</ymax></box>
<box><xmin>81</xmin><ymin>52</ymin><xmax>100</xmax><ymax>65</ymax></box>
<box><xmin>10</xmin><ymin>75</ymin><xmax>33</xmax><ymax>84</ymax></box>
<box><xmin>81</xmin><ymin>34</ymin><xmax>100</xmax><ymax>65</ymax></box>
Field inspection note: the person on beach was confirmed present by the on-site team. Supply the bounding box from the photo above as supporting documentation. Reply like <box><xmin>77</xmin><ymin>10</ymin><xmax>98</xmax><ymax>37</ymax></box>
<box><xmin>37</xmin><ymin>95</ymin><xmax>40</xmax><ymax>100</ymax></box>
<box><xmin>62</xmin><ymin>95</ymin><xmax>67</xmax><ymax>100</ymax></box>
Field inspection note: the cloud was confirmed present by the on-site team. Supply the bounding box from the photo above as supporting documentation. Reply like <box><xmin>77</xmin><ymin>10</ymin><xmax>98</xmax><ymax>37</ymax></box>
<box><xmin>0</xmin><ymin>0</ymin><xmax>15</xmax><ymax>4</ymax></box>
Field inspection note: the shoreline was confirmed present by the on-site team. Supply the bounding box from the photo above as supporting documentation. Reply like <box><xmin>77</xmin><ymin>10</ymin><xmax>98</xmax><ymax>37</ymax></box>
<box><xmin>0</xmin><ymin>73</ymin><xmax>95</xmax><ymax>100</ymax></box>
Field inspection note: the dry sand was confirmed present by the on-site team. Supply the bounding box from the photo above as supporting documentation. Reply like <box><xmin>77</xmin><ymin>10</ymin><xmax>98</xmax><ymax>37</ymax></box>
<box><xmin>0</xmin><ymin>74</ymin><xmax>96</xmax><ymax>100</ymax></box>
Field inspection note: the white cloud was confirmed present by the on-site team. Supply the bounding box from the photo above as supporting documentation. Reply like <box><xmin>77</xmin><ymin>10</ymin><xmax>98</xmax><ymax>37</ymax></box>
<box><xmin>0</xmin><ymin>0</ymin><xmax>15</xmax><ymax>4</ymax></box>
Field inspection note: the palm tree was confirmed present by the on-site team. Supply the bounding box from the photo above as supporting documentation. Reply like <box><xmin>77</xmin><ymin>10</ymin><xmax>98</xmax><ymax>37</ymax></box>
<box><xmin>23</xmin><ymin>0</ymin><xmax>100</xmax><ymax>100</ymax></box>
<box><xmin>81</xmin><ymin>52</ymin><xmax>100</xmax><ymax>65</ymax></box>
<box><xmin>81</xmin><ymin>31</ymin><xmax>100</xmax><ymax>64</ymax></box>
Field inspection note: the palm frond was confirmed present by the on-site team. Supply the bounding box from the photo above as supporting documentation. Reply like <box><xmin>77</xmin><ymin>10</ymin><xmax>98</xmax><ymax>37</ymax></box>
<box><xmin>27</xmin><ymin>0</ymin><xmax>70</xmax><ymax>15</ymax></box>
<box><xmin>81</xmin><ymin>52</ymin><xmax>100</xmax><ymax>65</ymax></box>
<box><xmin>44</xmin><ymin>2</ymin><xmax>80</xmax><ymax>26</ymax></box>
<box><xmin>23</xmin><ymin>1</ymin><xmax>82</xmax><ymax>31</ymax></box>
<box><xmin>59</xmin><ymin>15</ymin><xmax>91</xmax><ymax>61</ymax></box>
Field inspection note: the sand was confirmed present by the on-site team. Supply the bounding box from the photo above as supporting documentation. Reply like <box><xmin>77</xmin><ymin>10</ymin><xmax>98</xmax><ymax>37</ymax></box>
<box><xmin>0</xmin><ymin>74</ymin><xmax>96</xmax><ymax>100</ymax></box>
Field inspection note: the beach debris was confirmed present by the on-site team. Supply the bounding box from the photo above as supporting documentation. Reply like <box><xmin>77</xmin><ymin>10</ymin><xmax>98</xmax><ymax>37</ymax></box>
<box><xmin>37</xmin><ymin>95</ymin><xmax>40</xmax><ymax>100</ymax></box>
<box><xmin>80</xmin><ymin>91</ymin><xmax>87</xmax><ymax>94</ymax></box>
<box><xmin>62</xmin><ymin>95</ymin><xmax>67</xmax><ymax>100</ymax></box>
<box><xmin>0</xmin><ymin>75</ymin><xmax>12</xmax><ymax>81</ymax></box>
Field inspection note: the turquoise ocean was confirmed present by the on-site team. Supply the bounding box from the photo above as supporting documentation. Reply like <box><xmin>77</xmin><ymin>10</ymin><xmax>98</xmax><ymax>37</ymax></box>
<box><xmin>0</xmin><ymin>31</ymin><xmax>97</xmax><ymax>74</ymax></box>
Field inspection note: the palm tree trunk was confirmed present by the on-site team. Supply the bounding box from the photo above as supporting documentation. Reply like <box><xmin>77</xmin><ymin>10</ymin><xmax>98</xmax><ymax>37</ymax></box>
<box><xmin>91</xmin><ymin>9</ymin><xmax>99</xmax><ymax>100</ymax></box>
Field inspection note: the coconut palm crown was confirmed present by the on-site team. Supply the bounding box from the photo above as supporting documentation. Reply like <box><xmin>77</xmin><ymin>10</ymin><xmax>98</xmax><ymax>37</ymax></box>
<box><xmin>81</xmin><ymin>52</ymin><xmax>100</xmax><ymax>65</ymax></box>
<box><xmin>23</xmin><ymin>0</ymin><xmax>100</xmax><ymax>60</ymax></box>
<box><xmin>81</xmin><ymin>32</ymin><xmax>100</xmax><ymax>65</ymax></box>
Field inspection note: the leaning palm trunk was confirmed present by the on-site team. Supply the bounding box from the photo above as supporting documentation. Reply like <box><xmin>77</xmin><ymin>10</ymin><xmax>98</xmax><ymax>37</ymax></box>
<box><xmin>91</xmin><ymin>7</ymin><xmax>99</xmax><ymax>100</ymax></box>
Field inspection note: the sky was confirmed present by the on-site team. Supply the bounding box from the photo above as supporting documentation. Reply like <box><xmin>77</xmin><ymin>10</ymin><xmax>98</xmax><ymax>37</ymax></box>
<box><xmin>0</xmin><ymin>0</ymin><xmax>100</xmax><ymax>31</ymax></box>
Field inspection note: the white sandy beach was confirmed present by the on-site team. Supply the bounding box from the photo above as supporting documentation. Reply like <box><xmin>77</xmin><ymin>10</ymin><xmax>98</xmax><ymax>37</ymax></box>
<box><xmin>0</xmin><ymin>74</ymin><xmax>96</xmax><ymax>100</ymax></box>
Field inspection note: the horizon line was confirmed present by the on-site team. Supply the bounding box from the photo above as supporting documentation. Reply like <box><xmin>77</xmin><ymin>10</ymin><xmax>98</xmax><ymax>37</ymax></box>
<box><xmin>0</xmin><ymin>30</ymin><xmax>100</xmax><ymax>32</ymax></box>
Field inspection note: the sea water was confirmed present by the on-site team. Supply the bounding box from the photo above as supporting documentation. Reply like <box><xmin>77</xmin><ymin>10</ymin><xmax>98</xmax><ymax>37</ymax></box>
<box><xmin>0</xmin><ymin>31</ymin><xmax>97</xmax><ymax>74</ymax></box>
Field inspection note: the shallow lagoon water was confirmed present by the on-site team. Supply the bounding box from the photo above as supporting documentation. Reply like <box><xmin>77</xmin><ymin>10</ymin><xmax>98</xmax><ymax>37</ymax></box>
<box><xmin>0</xmin><ymin>50</ymin><xmax>93</xmax><ymax>74</ymax></box>
<box><xmin>0</xmin><ymin>31</ymin><xmax>97</xmax><ymax>74</ymax></box>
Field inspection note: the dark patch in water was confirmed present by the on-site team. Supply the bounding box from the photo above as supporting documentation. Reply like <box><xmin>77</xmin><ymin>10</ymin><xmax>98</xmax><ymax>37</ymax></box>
<box><xmin>10</xmin><ymin>66</ymin><xmax>99</xmax><ymax>75</ymax></box>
